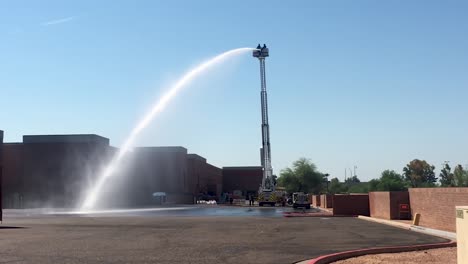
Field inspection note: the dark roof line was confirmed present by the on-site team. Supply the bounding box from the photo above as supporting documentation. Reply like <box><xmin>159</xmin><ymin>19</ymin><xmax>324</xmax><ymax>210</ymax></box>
<box><xmin>23</xmin><ymin>134</ymin><xmax>109</xmax><ymax>144</ymax></box>
<box><xmin>222</xmin><ymin>166</ymin><xmax>263</xmax><ymax>170</ymax></box>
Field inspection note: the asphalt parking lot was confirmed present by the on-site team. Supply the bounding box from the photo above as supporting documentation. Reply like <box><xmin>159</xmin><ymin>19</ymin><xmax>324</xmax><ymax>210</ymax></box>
<box><xmin>0</xmin><ymin>207</ymin><xmax>448</xmax><ymax>264</ymax></box>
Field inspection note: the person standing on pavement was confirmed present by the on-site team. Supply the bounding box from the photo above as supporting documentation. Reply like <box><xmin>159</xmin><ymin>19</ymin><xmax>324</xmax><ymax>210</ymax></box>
<box><xmin>249</xmin><ymin>194</ymin><xmax>254</xmax><ymax>206</ymax></box>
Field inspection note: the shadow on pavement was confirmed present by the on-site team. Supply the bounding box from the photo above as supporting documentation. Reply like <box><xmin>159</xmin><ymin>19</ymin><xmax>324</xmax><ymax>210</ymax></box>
<box><xmin>0</xmin><ymin>226</ymin><xmax>26</xmax><ymax>229</ymax></box>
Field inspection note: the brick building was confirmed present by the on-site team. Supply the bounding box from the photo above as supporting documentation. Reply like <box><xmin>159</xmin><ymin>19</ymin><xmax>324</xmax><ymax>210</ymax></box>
<box><xmin>187</xmin><ymin>154</ymin><xmax>222</xmax><ymax>199</ymax></box>
<box><xmin>222</xmin><ymin>166</ymin><xmax>263</xmax><ymax>198</ymax></box>
<box><xmin>2</xmin><ymin>134</ymin><xmax>224</xmax><ymax>208</ymax></box>
<box><xmin>99</xmin><ymin>147</ymin><xmax>222</xmax><ymax>207</ymax></box>
<box><xmin>2</xmin><ymin>134</ymin><xmax>111</xmax><ymax>208</ymax></box>
<box><xmin>2</xmin><ymin>143</ymin><xmax>23</xmax><ymax>208</ymax></box>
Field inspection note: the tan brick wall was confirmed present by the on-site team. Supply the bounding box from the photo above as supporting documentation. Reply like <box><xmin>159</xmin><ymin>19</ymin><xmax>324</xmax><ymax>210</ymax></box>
<box><xmin>369</xmin><ymin>192</ymin><xmax>410</xmax><ymax>220</ymax></box>
<box><xmin>409</xmin><ymin>188</ymin><xmax>468</xmax><ymax>232</ymax></box>
<box><xmin>312</xmin><ymin>195</ymin><xmax>321</xmax><ymax>207</ymax></box>
<box><xmin>320</xmin><ymin>194</ymin><xmax>333</xmax><ymax>208</ymax></box>
<box><xmin>333</xmin><ymin>194</ymin><xmax>369</xmax><ymax>216</ymax></box>
<box><xmin>369</xmin><ymin>192</ymin><xmax>391</xmax><ymax>219</ymax></box>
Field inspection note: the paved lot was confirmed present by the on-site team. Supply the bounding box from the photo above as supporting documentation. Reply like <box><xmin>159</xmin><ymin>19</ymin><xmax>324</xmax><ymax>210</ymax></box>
<box><xmin>0</xmin><ymin>208</ymin><xmax>448</xmax><ymax>264</ymax></box>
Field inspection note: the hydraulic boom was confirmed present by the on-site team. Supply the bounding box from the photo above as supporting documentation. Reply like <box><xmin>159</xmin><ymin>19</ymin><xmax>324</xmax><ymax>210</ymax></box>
<box><xmin>253</xmin><ymin>44</ymin><xmax>274</xmax><ymax>196</ymax></box>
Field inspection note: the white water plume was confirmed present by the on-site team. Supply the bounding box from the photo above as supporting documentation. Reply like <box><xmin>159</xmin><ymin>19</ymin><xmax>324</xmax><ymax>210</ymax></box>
<box><xmin>80</xmin><ymin>47</ymin><xmax>255</xmax><ymax>210</ymax></box>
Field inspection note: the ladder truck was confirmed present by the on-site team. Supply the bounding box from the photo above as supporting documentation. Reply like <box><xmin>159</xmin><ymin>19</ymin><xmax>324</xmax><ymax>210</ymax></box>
<box><xmin>253</xmin><ymin>44</ymin><xmax>276</xmax><ymax>206</ymax></box>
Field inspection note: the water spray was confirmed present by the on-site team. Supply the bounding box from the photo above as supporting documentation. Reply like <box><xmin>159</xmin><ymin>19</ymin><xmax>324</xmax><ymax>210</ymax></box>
<box><xmin>80</xmin><ymin>47</ymin><xmax>255</xmax><ymax>210</ymax></box>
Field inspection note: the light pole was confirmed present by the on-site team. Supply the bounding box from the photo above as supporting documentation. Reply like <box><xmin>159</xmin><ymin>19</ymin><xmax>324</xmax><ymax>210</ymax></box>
<box><xmin>324</xmin><ymin>173</ymin><xmax>330</xmax><ymax>192</ymax></box>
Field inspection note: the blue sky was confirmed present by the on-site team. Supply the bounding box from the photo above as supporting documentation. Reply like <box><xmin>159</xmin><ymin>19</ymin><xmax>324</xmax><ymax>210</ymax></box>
<box><xmin>1</xmin><ymin>1</ymin><xmax>468</xmax><ymax>181</ymax></box>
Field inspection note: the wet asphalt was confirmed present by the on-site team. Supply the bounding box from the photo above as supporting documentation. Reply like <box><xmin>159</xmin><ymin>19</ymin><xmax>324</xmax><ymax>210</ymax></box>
<box><xmin>0</xmin><ymin>207</ymin><xmax>448</xmax><ymax>264</ymax></box>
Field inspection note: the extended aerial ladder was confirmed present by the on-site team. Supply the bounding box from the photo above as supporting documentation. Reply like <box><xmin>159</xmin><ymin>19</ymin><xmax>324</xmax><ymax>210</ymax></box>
<box><xmin>253</xmin><ymin>44</ymin><xmax>276</xmax><ymax>206</ymax></box>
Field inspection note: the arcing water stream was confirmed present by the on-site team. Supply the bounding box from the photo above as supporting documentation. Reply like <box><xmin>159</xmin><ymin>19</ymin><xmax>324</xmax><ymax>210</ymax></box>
<box><xmin>80</xmin><ymin>47</ymin><xmax>255</xmax><ymax>210</ymax></box>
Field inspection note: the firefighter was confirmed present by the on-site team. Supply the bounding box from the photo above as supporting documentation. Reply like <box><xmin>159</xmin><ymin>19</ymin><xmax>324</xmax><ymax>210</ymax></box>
<box><xmin>249</xmin><ymin>194</ymin><xmax>254</xmax><ymax>206</ymax></box>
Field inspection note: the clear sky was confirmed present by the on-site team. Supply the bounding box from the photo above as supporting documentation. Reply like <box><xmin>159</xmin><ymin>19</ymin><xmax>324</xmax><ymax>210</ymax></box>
<box><xmin>1</xmin><ymin>0</ymin><xmax>468</xmax><ymax>181</ymax></box>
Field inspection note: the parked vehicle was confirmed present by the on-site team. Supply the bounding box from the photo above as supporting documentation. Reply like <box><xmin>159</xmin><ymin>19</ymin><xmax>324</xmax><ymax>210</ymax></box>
<box><xmin>292</xmin><ymin>192</ymin><xmax>311</xmax><ymax>209</ymax></box>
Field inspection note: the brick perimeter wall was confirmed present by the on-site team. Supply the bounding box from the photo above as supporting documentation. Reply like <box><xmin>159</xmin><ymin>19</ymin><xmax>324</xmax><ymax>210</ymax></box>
<box><xmin>333</xmin><ymin>194</ymin><xmax>370</xmax><ymax>216</ymax></box>
<box><xmin>312</xmin><ymin>195</ymin><xmax>321</xmax><ymax>207</ymax></box>
<box><xmin>389</xmin><ymin>192</ymin><xmax>410</xmax><ymax>219</ymax></box>
<box><xmin>320</xmin><ymin>194</ymin><xmax>333</xmax><ymax>208</ymax></box>
<box><xmin>369</xmin><ymin>192</ymin><xmax>410</xmax><ymax>220</ymax></box>
<box><xmin>409</xmin><ymin>188</ymin><xmax>468</xmax><ymax>232</ymax></box>
<box><xmin>369</xmin><ymin>192</ymin><xmax>390</xmax><ymax>219</ymax></box>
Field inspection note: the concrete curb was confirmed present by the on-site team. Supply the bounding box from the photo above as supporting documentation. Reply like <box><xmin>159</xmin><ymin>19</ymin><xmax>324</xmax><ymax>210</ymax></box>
<box><xmin>357</xmin><ymin>215</ymin><xmax>457</xmax><ymax>240</ymax></box>
<box><xmin>283</xmin><ymin>212</ymin><xmax>346</xmax><ymax>218</ymax></box>
<box><xmin>357</xmin><ymin>215</ymin><xmax>412</xmax><ymax>230</ymax></box>
<box><xmin>315</xmin><ymin>207</ymin><xmax>333</xmax><ymax>214</ymax></box>
<box><xmin>298</xmin><ymin>241</ymin><xmax>456</xmax><ymax>264</ymax></box>
<box><xmin>409</xmin><ymin>225</ymin><xmax>457</xmax><ymax>241</ymax></box>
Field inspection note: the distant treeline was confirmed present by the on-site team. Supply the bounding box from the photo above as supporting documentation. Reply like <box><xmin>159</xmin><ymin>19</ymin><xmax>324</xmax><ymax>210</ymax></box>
<box><xmin>277</xmin><ymin>158</ymin><xmax>468</xmax><ymax>194</ymax></box>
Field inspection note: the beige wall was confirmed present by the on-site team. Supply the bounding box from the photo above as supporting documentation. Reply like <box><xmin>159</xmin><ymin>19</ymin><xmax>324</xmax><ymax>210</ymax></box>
<box><xmin>312</xmin><ymin>195</ymin><xmax>321</xmax><ymax>207</ymax></box>
<box><xmin>409</xmin><ymin>188</ymin><xmax>468</xmax><ymax>232</ymax></box>
<box><xmin>369</xmin><ymin>192</ymin><xmax>410</xmax><ymax>220</ymax></box>
<box><xmin>456</xmin><ymin>206</ymin><xmax>468</xmax><ymax>264</ymax></box>
<box><xmin>369</xmin><ymin>192</ymin><xmax>391</xmax><ymax>219</ymax></box>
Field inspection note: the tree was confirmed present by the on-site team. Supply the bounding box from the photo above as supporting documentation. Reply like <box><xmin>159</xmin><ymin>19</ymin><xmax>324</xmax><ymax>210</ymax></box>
<box><xmin>378</xmin><ymin>170</ymin><xmax>407</xmax><ymax>191</ymax></box>
<box><xmin>347</xmin><ymin>182</ymin><xmax>370</xmax><ymax>193</ymax></box>
<box><xmin>277</xmin><ymin>168</ymin><xmax>299</xmax><ymax>193</ymax></box>
<box><xmin>277</xmin><ymin>158</ymin><xmax>325</xmax><ymax>194</ymax></box>
<box><xmin>345</xmin><ymin>175</ymin><xmax>360</xmax><ymax>184</ymax></box>
<box><xmin>453</xmin><ymin>165</ymin><xmax>468</xmax><ymax>187</ymax></box>
<box><xmin>369</xmin><ymin>179</ymin><xmax>380</xmax><ymax>191</ymax></box>
<box><xmin>439</xmin><ymin>163</ymin><xmax>454</xmax><ymax>187</ymax></box>
<box><xmin>343</xmin><ymin>175</ymin><xmax>367</xmax><ymax>193</ymax></box>
<box><xmin>403</xmin><ymin>159</ymin><xmax>437</xmax><ymax>187</ymax></box>
<box><xmin>328</xmin><ymin>177</ymin><xmax>348</xmax><ymax>194</ymax></box>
